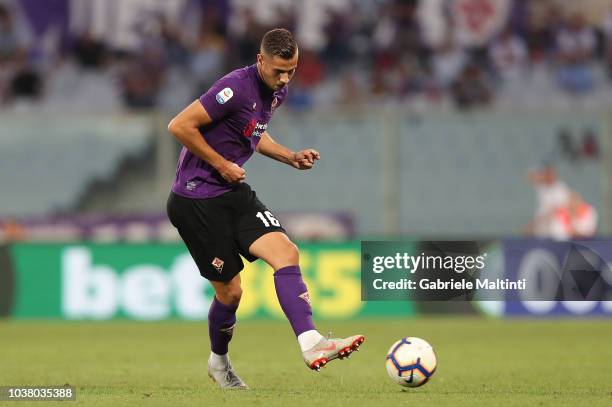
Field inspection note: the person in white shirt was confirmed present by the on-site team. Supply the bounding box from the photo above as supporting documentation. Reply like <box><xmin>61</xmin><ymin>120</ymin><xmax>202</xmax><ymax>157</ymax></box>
<box><xmin>526</xmin><ymin>164</ymin><xmax>570</xmax><ymax>238</ymax></box>
<box><xmin>489</xmin><ymin>27</ymin><xmax>528</xmax><ymax>82</ymax></box>
<box><xmin>526</xmin><ymin>164</ymin><xmax>597</xmax><ymax>240</ymax></box>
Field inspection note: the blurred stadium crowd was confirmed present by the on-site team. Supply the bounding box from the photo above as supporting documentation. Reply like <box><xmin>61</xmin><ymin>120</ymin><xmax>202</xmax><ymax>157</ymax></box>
<box><xmin>2</xmin><ymin>0</ymin><xmax>612</xmax><ymax>112</ymax></box>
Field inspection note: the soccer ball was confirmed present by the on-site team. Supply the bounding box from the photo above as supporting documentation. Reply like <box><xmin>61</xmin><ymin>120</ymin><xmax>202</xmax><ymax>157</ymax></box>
<box><xmin>385</xmin><ymin>337</ymin><xmax>437</xmax><ymax>387</ymax></box>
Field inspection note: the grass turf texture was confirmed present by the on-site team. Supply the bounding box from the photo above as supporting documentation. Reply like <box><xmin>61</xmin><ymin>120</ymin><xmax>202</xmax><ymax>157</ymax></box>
<box><xmin>1</xmin><ymin>318</ymin><xmax>611</xmax><ymax>406</ymax></box>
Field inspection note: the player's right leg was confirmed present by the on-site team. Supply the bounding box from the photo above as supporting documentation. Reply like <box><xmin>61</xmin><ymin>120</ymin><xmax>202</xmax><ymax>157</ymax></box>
<box><xmin>207</xmin><ymin>276</ymin><xmax>248</xmax><ymax>389</ymax></box>
<box><xmin>166</xmin><ymin>191</ymin><xmax>248</xmax><ymax>389</ymax></box>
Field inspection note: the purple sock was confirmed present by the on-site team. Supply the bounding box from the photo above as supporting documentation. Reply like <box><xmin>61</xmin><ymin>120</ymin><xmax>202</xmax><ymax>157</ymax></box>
<box><xmin>273</xmin><ymin>265</ymin><xmax>316</xmax><ymax>336</ymax></box>
<box><xmin>208</xmin><ymin>297</ymin><xmax>238</xmax><ymax>355</ymax></box>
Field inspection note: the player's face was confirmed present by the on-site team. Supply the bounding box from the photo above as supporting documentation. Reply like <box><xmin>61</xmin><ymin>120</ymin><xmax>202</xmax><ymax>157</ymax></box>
<box><xmin>257</xmin><ymin>51</ymin><xmax>298</xmax><ymax>91</ymax></box>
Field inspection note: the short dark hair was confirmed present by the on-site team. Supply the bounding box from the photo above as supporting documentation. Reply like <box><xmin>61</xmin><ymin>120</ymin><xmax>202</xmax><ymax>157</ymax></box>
<box><xmin>261</xmin><ymin>28</ymin><xmax>297</xmax><ymax>59</ymax></box>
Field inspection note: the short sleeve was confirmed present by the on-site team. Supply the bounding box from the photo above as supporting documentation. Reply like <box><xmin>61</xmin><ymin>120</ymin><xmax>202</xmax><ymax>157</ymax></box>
<box><xmin>199</xmin><ymin>78</ymin><xmax>245</xmax><ymax>121</ymax></box>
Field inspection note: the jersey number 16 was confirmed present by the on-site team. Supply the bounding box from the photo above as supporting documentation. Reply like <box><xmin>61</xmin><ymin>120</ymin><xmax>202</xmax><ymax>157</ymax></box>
<box><xmin>256</xmin><ymin>211</ymin><xmax>281</xmax><ymax>227</ymax></box>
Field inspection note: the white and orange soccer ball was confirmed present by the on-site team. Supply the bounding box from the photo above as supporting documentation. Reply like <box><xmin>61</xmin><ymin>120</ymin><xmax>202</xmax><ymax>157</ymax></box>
<box><xmin>385</xmin><ymin>337</ymin><xmax>437</xmax><ymax>387</ymax></box>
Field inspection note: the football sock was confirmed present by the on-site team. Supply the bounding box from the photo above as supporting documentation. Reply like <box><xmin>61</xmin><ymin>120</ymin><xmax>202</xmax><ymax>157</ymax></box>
<box><xmin>208</xmin><ymin>296</ymin><xmax>237</xmax><ymax>356</ymax></box>
<box><xmin>209</xmin><ymin>351</ymin><xmax>230</xmax><ymax>368</ymax></box>
<box><xmin>297</xmin><ymin>330</ymin><xmax>324</xmax><ymax>352</ymax></box>
<box><xmin>273</xmin><ymin>265</ymin><xmax>320</xmax><ymax>346</ymax></box>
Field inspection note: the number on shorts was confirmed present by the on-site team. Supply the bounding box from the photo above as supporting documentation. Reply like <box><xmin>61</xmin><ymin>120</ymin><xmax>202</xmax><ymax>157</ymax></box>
<box><xmin>256</xmin><ymin>211</ymin><xmax>280</xmax><ymax>227</ymax></box>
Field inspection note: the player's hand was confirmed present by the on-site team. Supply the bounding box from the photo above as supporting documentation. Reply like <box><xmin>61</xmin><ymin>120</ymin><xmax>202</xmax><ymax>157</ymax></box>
<box><xmin>292</xmin><ymin>149</ymin><xmax>320</xmax><ymax>170</ymax></box>
<box><xmin>217</xmin><ymin>161</ymin><xmax>246</xmax><ymax>183</ymax></box>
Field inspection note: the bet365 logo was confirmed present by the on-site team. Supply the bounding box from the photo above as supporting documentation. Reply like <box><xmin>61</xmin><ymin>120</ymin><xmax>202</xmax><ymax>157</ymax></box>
<box><xmin>61</xmin><ymin>247</ymin><xmax>213</xmax><ymax>320</ymax></box>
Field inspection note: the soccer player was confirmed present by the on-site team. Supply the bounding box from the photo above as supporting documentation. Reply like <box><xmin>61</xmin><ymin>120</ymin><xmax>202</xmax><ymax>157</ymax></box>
<box><xmin>166</xmin><ymin>28</ymin><xmax>364</xmax><ymax>389</ymax></box>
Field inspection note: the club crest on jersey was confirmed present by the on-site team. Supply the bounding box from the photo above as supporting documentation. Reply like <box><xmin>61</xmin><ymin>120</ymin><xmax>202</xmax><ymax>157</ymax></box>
<box><xmin>271</xmin><ymin>97</ymin><xmax>278</xmax><ymax>110</ymax></box>
<box><xmin>215</xmin><ymin>87</ymin><xmax>233</xmax><ymax>104</ymax></box>
<box><xmin>211</xmin><ymin>257</ymin><xmax>224</xmax><ymax>273</ymax></box>
<box><xmin>298</xmin><ymin>291</ymin><xmax>311</xmax><ymax>305</ymax></box>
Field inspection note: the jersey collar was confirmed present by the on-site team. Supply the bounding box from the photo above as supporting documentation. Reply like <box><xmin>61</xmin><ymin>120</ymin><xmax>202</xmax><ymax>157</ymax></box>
<box><xmin>252</xmin><ymin>63</ymin><xmax>276</xmax><ymax>97</ymax></box>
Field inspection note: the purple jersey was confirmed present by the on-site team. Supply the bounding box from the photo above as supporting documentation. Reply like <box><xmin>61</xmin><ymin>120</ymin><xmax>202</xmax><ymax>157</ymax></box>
<box><xmin>171</xmin><ymin>64</ymin><xmax>288</xmax><ymax>198</ymax></box>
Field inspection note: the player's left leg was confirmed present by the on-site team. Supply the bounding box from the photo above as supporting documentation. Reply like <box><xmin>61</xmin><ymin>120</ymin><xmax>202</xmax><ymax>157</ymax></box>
<box><xmin>249</xmin><ymin>232</ymin><xmax>365</xmax><ymax>371</ymax></box>
<box><xmin>248</xmin><ymin>231</ymin><xmax>319</xmax><ymax>342</ymax></box>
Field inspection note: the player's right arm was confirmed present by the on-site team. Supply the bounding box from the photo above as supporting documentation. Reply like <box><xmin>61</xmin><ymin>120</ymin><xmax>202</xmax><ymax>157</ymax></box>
<box><xmin>167</xmin><ymin>100</ymin><xmax>245</xmax><ymax>183</ymax></box>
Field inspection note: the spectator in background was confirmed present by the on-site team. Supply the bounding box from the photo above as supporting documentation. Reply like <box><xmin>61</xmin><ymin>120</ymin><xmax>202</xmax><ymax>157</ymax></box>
<box><xmin>8</xmin><ymin>56</ymin><xmax>42</xmax><ymax>101</ymax></box>
<box><xmin>555</xmin><ymin>13</ymin><xmax>597</xmax><ymax>94</ymax></box>
<box><xmin>72</xmin><ymin>32</ymin><xmax>108</xmax><ymax>69</ymax></box>
<box><xmin>370</xmin><ymin>7</ymin><xmax>399</xmax><ymax>99</ymax></box>
<box><xmin>0</xmin><ymin>2</ymin><xmax>32</xmax><ymax>104</ymax></box>
<box><xmin>525</xmin><ymin>163</ymin><xmax>571</xmax><ymax>239</ymax></box>
<box><xmin>286</xmin><ymin>49</ymin><xmax>324</xmax><ymax>109</ymax></box>
<box><xmin>189</xmin><ymin>17</ymin><xmax>227</xmax><ymax>94</ymax></box>
<box><xmin>431</xmin><ymin>31</ymin><xmax>467</xmax><ymax>91</ymax></box>
<box><xmin>321</xmin><ymin>7</ymin><xmax>353</xmax><ymax>68</ymax></box>
<box><xmin>524</xmin><ymin>1</ymin><xmax>561</xmax><ymax>64</ymax></box>
<box><xmin>0</xmin><ymin>3</ymin><xmax>27</xmax><ymax>63</ymax></box>
<box><xmin>229</xmin><ymin>7</ymin><xmax>267</xmax><ymax>68</ymax></box>
<box><xmin>119</xmin><ymin>47</ymin><xmax>166</xmax><ymax>108</ymax></box>
<box><xmin>395</xmin><ymin>54</ymin><xmax>426</xmax><ymax>99</ymax></box>
<box><xmin>371</xmin><ymin>1</ymin><xmax>422</xmax><ymax>65</ymax></box>
<box><xmin>450</xmin><ymin>62</ymin><xmax>493</xmax><ymax>109</ymax></box>
<box><xmin>390</xmin><ymin>0</ymin><xmax>422</xmax><ymax>60</ymax></box>
<box><xmin>581</xmin><ymin>128</ymin><xmax>599</xmax><ymax>159</ymax></box>
<box><xmin>159</xmin><ymin>14</ymin><xmax>190</xmax><ymax>68</ymax></box>
<box><xmin>557</xmin><ymin>127</ymin><xmax>580</xmax><ymax>162</ymax></box>
<box><xmin>370</xmin><ymin>63</ymin><xmax>391</xmax><ymax>99</ymax></box>
<box><xmin>335</xmin><ymin>68</ymin><xmax>366</xmax><ymax>106</ymax></box>
<box><xmin>489</xmin><ymin>26</ymin><xmax>528</xmax><ymax>82</ymax></box>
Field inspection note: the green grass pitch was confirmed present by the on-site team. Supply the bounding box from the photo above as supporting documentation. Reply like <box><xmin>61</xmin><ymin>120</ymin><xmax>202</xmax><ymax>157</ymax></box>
<box><xmin>1</xmin><ymin>317</ymin><xmax>611</xmax><ymax>406</ymax></box>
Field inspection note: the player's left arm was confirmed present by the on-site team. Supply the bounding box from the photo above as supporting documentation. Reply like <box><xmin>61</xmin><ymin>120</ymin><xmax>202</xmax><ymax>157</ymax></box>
<box><xmin>256</xmin><ymin>131</ymin><xmax>320</xmax><ymax>170</ymax></box>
